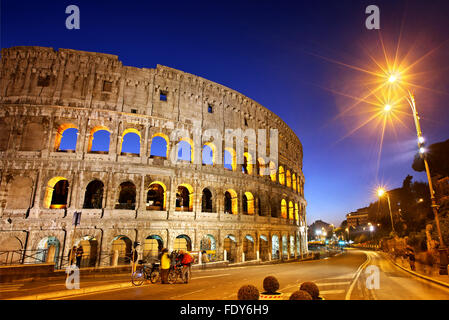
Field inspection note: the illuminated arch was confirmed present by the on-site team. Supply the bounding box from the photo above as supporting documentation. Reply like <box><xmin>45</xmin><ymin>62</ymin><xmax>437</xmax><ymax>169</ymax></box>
<box><xmin>202</xmin><ymin>142</ymin><xmax>216</xmax><ymax>165</ymax></box>
<box><xmin>288</xmin><ymin>201</ymin><xmax>294</xmax><ymax>220</ymax></box>
<box><xmin>295</xmin><ymin>203</ymin><xmax>299</xmax><ymax>222</ymax></box>
<box><xmin>281</xmin><ymin>199</ymin><xmax>287</xmax><ymax>219</ymax></box>
<box><xmin>176</xmin><ymin>137</ymin><xmax>194</xmax><ymax>163</ymax></box>
<box><xmin>176</xmin><ymin>183</ymin><xmax>194</xmax><ymax>211</ymax></box>
<box><xmin>286</xmin><ymin>170</ymin><xmax>291</xmax><ymax>188</ymax></box>
<box><xmin>54</xmin><ymin>123</ymin><xmax>78</xmax><ymax>151</ymax></box>
<box><xmin>242</xmin><ymin>192</ymin><xmax>254</xmax><ymax>215</ymax></box>
<box><xmin>279</xmin><ymin>166</ymin><xmax>285</xmax><ymax>185</ymax></box>
<box><xmin>120</xmin><ymin>128</ymin><xmax>141</xmax><ymax>155</ymax></box>
<box><xmin>147</xmin><ymin>181</ymin><xmax>167</xmax><ymax>211</ymax></box>
<box><xmin>150</xmin><ymin>133</ymin><xmax>170</xmax><ymax>158</ymax></box>
<box><xmin>43</xmin><ymin>176</ymin><xmax>69</xmax><ymax>209</ymax></box>
<box><xmin>242</xmin><ymin>152</ymin><xmax>253</xmax><ymax>175</ymax></box>
<box><xmin>224</xmin><ymin>148</ymin><xmax>236</xmax><ymax>171</ymax></box>
<box><xmin>224</xmin><ymin>189</ymin><xmax>238</xmax><ymax>214</ymax></box>
<box><xmin>269</xmin><ymin>161</ymin><xmax>277</xmax><ymax>182</ymax></box>
<box><xmin>292</xmin><ymin>173</ymin><xmax>297</xmax><ymax>191</ymax></box>
<box><xmin>88</xmin><ymin>126</ymin><xmax>111</xmax><ymax>153</ymax></box>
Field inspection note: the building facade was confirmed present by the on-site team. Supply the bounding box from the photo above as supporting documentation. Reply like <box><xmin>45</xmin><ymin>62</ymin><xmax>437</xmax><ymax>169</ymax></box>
<box><xmin>0</xmin><ymin>46</ymin><xmax>307</xmax><ymax>268</ymax></box>
<box><xmin>346</xmin><ymin>208</ymin><xmax>369</xmax><ymax>229</ymax></box>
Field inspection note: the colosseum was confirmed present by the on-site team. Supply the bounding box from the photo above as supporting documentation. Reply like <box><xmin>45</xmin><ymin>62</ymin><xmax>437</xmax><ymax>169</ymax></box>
<box><xmin>0</xmin><ymin>46</ymin><xmax>307</xmax><ymax>269</ymax></box>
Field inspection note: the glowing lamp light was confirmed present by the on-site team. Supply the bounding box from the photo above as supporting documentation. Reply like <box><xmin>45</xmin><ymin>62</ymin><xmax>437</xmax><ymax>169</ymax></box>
<box><xmin>377</xmin><ymin>188</ymin><xmax>386</xmax><ymax>197</ymax></box>
<box><xmin>419</xmin><ymin>147</ymin><xmax>426</xmax><ymax>154</ymax></box>
<box><xmin>418</xmin><ymin>136</ymin><xmax>425</xmax><ymax>144</ymax></box>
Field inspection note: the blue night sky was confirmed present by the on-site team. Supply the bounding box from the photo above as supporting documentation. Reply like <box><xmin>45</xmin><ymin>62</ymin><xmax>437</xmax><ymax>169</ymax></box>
<box><xmin>2</xmin><ymin>0</ymin><xmax>449</xmax><ymax>226</ymax></box>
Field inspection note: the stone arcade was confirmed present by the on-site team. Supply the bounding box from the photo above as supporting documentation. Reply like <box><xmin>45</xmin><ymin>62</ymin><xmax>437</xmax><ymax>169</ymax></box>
<box><xmin>0</xmin><ymin>46</ymin><xmax>307</xmax><ymax>268</ymax></box>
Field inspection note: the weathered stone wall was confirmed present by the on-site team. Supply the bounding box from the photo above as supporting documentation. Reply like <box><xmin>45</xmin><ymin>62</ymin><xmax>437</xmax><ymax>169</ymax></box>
<box><xmin>0</xmin><ymin>46</ymin><xmax>308</xmax><ymax>267</ymax></box>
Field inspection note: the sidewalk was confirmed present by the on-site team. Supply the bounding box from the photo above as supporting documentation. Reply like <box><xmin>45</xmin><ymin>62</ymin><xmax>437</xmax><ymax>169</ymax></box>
<box><xmin>382</xmin><ymin>252</ymin><xmax>449</xmax><ymax>289</ymax></box>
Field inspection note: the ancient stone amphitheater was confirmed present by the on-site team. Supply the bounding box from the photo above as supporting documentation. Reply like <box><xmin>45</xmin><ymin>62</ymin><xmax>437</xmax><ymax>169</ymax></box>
<box><xmin>0</xmin><ymin>46</ymin><xmax>307</xmax><ymax>268</ymax></box>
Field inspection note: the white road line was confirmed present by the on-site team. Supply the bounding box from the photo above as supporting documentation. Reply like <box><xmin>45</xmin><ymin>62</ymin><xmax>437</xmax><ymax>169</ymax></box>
<box><xmin>321</xmin><ymin>289</ymin><xmax>345</xmax><ymax>295</ymax></box>
<box><xmin>315</xmin><ymin>282</ymin><xmax>350</xmax><ymax>286</ymax></box>
<box><xmin>191</xmin><ymin>273</ymin><xmax>231</xmax><ymax>280</ymax></box>
<box><xmin>345</xmin><ymin>251</ymin><xmax>371</xmax><ymax>300</ymax></box>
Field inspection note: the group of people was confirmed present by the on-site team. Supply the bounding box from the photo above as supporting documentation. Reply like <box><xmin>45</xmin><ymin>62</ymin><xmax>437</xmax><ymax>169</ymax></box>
<box><xmin>68</xmin><ymin>245</ymin><xmax>84</xmax><ymax>268</ymax></box>
<box><xmin>159</xmin><ymin>249</ymin><xmax>194</xmax><ymax>284</ymax></box>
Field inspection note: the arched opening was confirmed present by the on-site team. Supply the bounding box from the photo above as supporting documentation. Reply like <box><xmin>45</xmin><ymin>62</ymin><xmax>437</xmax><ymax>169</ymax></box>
<box><xmin>286</xmin><ymin>170</ymin><xmax>291</xmax><ymax>188</ymax></box>
<box><xmin>54</xmin><ymin>124</ymin><xmax>78</xmax><ymax>152</ymax></box>
<box><xmin>176</xmin><ymin>138</ymin><xmax>193</xmax><ymax>163</ymax></box>
<box><xmin>111</xmin><ymin>236</ymin><xmax>132</xmax><ymax>265</ymax></box>
<box><xmin>83</xmin><ymin>180</ymin><xmax>104</xmax><ymax>209</ymax></box>
<box><xmin>259</xmin><ymin>235</ymin><xmax>269</xmax><ymax>261</ymax></box>
<box><xmin>279</xmin><ymin>166</ymin><xmax>285</xmax><ymax>185</ymax></box>
<box><xmin>36</xmin><ymin>236</ymin><xmax>60</xmax><ymax>267</ymax></box>
<box><xmin>242</xmin><ymin>192</ymin><xmax>254</xmax><ymax>215</ymax></box>
<box><xmin>120</xmin><ymin>129</ymin><xmax>141</xmax><ymax>155</ymax></box>
<box><xmin>201</xmin><ymin>188</ymin><xmax>213</xmax><ymax>212</ymax></box>
<box><xmin>224</xmin><ymin>148</ymin><xmax>236</xmax><ymax>171</ymax></box>
<box><xmin>74</xmin><ymin>236</ymin><xmax>98</xmax><ymax>267</ymax></box>
<box><xmin>115</xmin><ymin>181</ymin><xmax>136</xmax><ymax>210</ymax></box>
<box><xmin>281</xmin><ymin>199</ymin><xmax>287</xmax><ymax>219</ymax></box>
<box><xmin>295</xmin><ymin>203</ymin><xmax>299</xmax><ymax>222</ymax></box>
<box><xmin>146</xmin><ymin>182</ymin><xmax>166</xmax><ymax>211</ymax></box>
<box><xmin>292</xmin><ymin>173</ymin><xmax>297</xmax><ymax>191</ymax></box>
<box><xmin>270</xmin><ymin>199</ymin><xmax>278</xmax><ymax>217</ymax></box>
<box><xmin>272</xmin><ymin>235</ymin><xmax>280</xmax><ymax>259</ymax></box>
<box><xmin>243</xmin><ymin>235</ymin><xmax>255</xmax><ymax>261</ymax></box>
<box><xmin>88</xmin><ymin>126</ymin><xmax>111</xmax><ymax>153</ymax></box>
<box><xmin>269</xmin><ymin>161</ymin><xmax>277</xmax><ymax>182</ymax></box>
<box><xmin>224</xmin><ymin>235</ymin><xmax>237</xmax><ymax>263</ymax></box>
<box><xmin>224</xmin><ymin>189</ymin><xmax>238</xmax><ymax>214</ymax></box>
<box><xmin>202</xmin><ymin>143</ymin><xmax>215</xmax><ymax>166</ymax></box>
<box><xmin>176</xmin><ymin>184</ymin><xmax>193</xmax><ymax>211</ymax></box>
<box><xmin>143</xmin><ymin>235</ymin><xmax>163</xmax><ymax>260</ymax></box>
<box><xmin>242</xmin><ymin>152</ymin><xmax>253</xmax><ymax>175</ymax></box>
<box><xmin>43</xmin><ymin>177</ymin><xmax>69</xmax><ymax>209</ymax></box>
<box><xmin>150</xmin><ymin>133</ymin><xmax>169</xmax><ymax>159</ymax></box>
<box><xmin>290</xmin><ymin>235</ymin><xmax>295</xmax><ymax>256</ymax></box>
<box><xmin>282</xmin><ymin>235</ymin><xmax>288</xmax><ymax>258</ymax></box>
<box><xmin>200</xmin><ymin>234</ymin><xmax>216</xmax><ymax>261</ymax></box>
<box><xmin>174</xmin><ymin>234</ymin><xmax>192</xmax><ymax>252</ymax></box>
<box><xmin>288</xmin><ymin>201</ymin><xmax>294</xmax><ymax>220</ymax></box>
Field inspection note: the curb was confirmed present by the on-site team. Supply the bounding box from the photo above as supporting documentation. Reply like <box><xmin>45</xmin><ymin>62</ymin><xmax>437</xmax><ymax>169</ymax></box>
<box><xmin>8</xmin><ymin>281</ymin><xmax>133</xmax><ymax>300</ymax></box>
<box><xmin>385</xmin><ymin>253</ymin><xmax>449</xmax><ymax>290</ymax></box>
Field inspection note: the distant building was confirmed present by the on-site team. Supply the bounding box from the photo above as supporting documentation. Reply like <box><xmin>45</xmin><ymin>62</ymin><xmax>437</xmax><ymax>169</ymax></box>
<box><xmin>346</xmin><ymin>208</ymin><xmax>369</xmax><ymax>228</ymax></box>
<box><xmin>308</xmin><ymin>220</ymin><xmax>334</xmax><ymax>241</ymax></box>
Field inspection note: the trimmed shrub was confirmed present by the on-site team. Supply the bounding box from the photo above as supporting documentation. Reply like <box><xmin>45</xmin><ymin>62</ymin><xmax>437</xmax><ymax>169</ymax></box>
<box><xmin>289</xmin><ymin>290</ymin><xmax>312</xmax><ymax>300</ymax></box>
<box><xmin>300</xmin><ymin>282</ymin><xmax>320</xmax><ymax>299</ymax></box>
<box><xmin>237</xmin><ymin>284</ymin><xmax>260</xmax><ymax>300</ymax></box>
<box><xmin>263</xmin><ymin>276</ymin><xmax>280</xmax><ymax>294</ymax></box>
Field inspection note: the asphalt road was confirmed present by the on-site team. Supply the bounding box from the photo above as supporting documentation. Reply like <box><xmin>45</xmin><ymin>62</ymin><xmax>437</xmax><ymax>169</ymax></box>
<box><xmin>56</xmin><ymin>249</ymin><xmax>449</xmax><ymax>300</ymax></box>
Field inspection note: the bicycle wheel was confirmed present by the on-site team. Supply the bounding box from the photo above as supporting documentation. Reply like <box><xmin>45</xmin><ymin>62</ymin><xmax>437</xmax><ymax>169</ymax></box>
<box><xmin>168</xmin><ymin>269</ymin><xmax>178</xmax><ymax>284</ymax></box>
<box><xmin>150</xmin><ymin>270</ymin><xmax>160</xmax><ymax>284</ymax></box>
<box><xmin>131</xmin><ymin>270</ymin><xmax>146</xmax><ymax>286</ymax></box>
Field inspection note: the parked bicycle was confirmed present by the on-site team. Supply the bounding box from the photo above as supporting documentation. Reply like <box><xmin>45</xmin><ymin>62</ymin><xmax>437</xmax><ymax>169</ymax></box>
<box><xmin>167</xmin><ymin>261</ymin><xmax>184</xmax><ymax>284</ymax></box>
<box><xmin>131</xmin><ymin>259</ymin><xmax>160</xmax><ymax>286</ymax></box>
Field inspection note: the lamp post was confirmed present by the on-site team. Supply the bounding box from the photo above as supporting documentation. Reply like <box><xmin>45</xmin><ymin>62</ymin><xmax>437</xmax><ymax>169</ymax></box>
<box><xmin>384</xmin><ymin>75</ymin><xmax>448</xmax><ymax>275</ymax></box>
<box><xmin>377</xmin><ymin>188</ymin><xmax>396</xmax><ymax>236</ymax></box>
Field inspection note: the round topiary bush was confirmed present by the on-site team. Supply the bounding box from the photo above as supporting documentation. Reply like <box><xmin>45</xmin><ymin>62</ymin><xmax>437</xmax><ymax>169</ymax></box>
<box><xmin>237</xmin><ymin>284</ymin><xmax>260</xmax><ymax>300</ymax></box>
<box><xmin>289</xmin><ymin>290</ymin><xmax>312</xmax><ymax>300</ymax></box>
<box><xmin>300</xmin><ymin>282</ymin><xmax>320</xmax><ymax>299</ymax></box>
<box><xmin>263</xmin><ymin>276</ymin><xmax>280</xmax><ymax>294</ymax></box>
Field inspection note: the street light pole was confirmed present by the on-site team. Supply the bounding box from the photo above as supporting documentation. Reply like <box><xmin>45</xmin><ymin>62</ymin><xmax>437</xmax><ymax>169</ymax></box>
<box><xmin>405</xmin><ymin>91</ymin><xmax>448</xmax><ymax>275</ymax></box>
<box><xmin>377</xmin><ymin>188</ymin><xmax>396</xmax><ymax>236</ymax></box>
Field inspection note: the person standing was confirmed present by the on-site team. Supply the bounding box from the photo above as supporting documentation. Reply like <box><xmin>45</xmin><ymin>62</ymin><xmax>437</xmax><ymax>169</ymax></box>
<box><xmin>406</xmin><ymin>246</ymin><xmax>416</xmax><ymax>271</ymax></box>
<box><xmin>180</xmin><ymin>250</ymin><xmax>194</xmax><ymax>283</ymax></box>
<box><xmin>75</xmin><ymin>245</ymin><xmax>84</xmax><ymax>268</ymax></box>
<box><xmin>160</xmin><ymin>248</ymin><xmax>170</xmax><ymax>284</ymax></box>
<box><xmin>201</xmin><ymin>250</ymin><xmax>209</xmax><ymax>270</ymax></box>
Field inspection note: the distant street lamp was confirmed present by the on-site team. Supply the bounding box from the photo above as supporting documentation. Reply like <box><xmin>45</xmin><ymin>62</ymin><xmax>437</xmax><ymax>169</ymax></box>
<box><xmin>377</xmin><ymin>188</ymin><xmax>396</xmax><ymax>236</ymax></box>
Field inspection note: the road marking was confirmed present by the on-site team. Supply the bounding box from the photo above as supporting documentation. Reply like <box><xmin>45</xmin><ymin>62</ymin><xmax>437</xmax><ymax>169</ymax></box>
<box><xmin>345</xmin><ymin>251</ymin><xmax>371</xmax><ymax>300</ymax></box>
<box><xmin>321</xmin><ymin>289</ymin><xmax>345</xmax><ymax>295</ymax></box>
<box><xmin>192</xmin><ymin>273</ymin><xmax>231</xmax><ymax>280</ymax></box>
<box><xmin>316</xmin><ymin>282</ymin><xmax>350</xmax><ymax>286</ymax></box>
<box><xmin>170</xmin><ymin>288</ymin><xmax>206</xmax><ymax>299</ymax></box>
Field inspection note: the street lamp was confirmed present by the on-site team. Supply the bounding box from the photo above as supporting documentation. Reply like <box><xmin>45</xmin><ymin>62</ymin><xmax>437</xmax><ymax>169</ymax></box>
<box><xmin>386</xmin><ymin>76</ymin><xmax>448</xmax><ymax>275</ymax></box>
<box><xmin>377</xmin><ymin>188</ymin><xmax>396</xmax><ymax>236</ymax></box>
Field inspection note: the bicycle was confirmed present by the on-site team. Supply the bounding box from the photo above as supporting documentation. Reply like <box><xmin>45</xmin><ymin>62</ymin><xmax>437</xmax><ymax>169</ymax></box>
<box><xmin>167</xmin><ymin>262</ymin><xmax>184</xmax><ymax>284</ymax></box>
<box><xmin>131</xmin><ymin>260</ymin><xmax>160</xmax><ymax>286</ymax></box>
